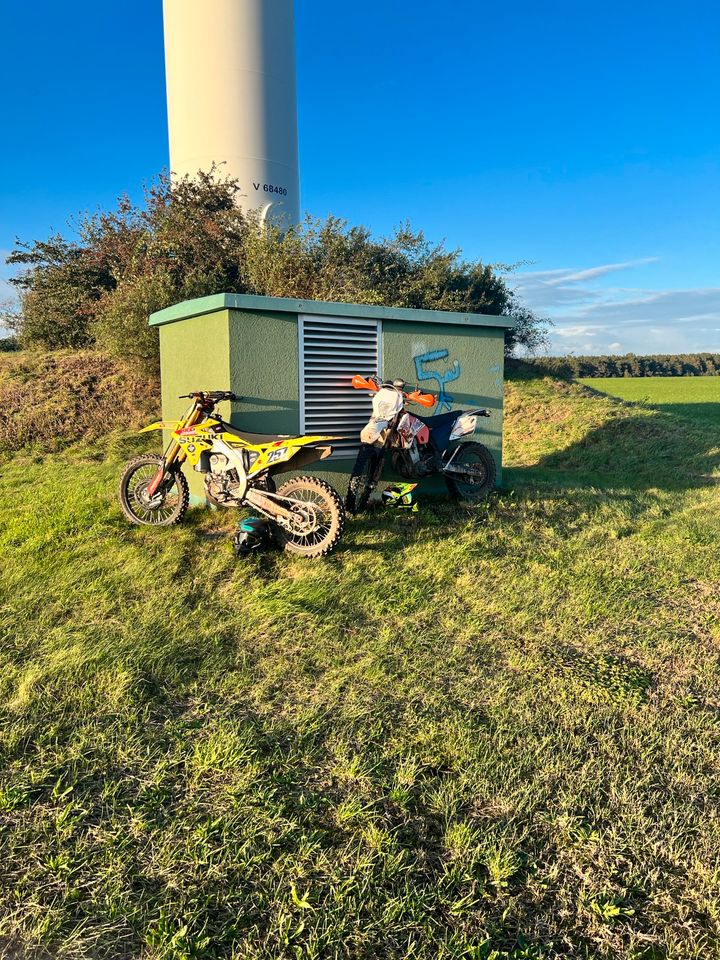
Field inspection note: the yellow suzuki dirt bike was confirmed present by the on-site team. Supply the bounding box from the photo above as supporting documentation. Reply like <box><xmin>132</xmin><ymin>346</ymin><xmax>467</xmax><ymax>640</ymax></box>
<box><xmin>118</xmin><ymin>391</ymin><xmax>346</xmax><ymax>558</ymax></box>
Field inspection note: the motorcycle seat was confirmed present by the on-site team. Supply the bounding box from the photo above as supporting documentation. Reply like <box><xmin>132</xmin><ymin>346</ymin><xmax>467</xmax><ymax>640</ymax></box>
<box><xmin>414</xmin><ymin>410</ymin><xmax>460</xmax><ymax>428</ymax></box>
<box><xmin>221</xmin><ymin>422</ymin><xmax>297</xmax><ymax>445</ymax></box>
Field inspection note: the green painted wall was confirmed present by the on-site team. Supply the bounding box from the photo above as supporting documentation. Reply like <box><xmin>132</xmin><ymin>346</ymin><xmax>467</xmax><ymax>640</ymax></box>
<box><xmin>227</xmin><ymin>309</ymin><xmax>299</xmax><ymax>436</ymax></box>
<box><xmin>159</xmin><ymin>309</ymin><xmax>231</xmax><ymax>502</ymax></box>
<box><xmin>382</xmin><ymin>320</ymin><xmax>506</xmax><ymax>483</ymax></box>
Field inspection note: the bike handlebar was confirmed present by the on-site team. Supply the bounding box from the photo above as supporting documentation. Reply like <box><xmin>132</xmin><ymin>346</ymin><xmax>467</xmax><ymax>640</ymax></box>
<box><xmin>350</xmin><ymin>375</ymin><xmax>435</xmax><ymax>408</ymax></box>
<box><xmin>178</xmin><ymin>391</ymin><xmax>240</xmax><ymax>402</ymax></box>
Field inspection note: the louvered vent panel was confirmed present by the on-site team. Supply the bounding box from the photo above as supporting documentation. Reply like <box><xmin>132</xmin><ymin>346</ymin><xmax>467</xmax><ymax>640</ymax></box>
<box><xmin>299</xmin><ymin>315</ymin><xmax>381</xmax><ymax>457</ymax></box>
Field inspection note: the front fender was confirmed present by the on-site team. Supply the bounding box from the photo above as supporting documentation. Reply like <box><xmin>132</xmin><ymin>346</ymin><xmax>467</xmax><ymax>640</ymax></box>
<box><xmin>139</xmin><ymin>420</ymin><xmax>182</xmax><ymax>434</ymax></box>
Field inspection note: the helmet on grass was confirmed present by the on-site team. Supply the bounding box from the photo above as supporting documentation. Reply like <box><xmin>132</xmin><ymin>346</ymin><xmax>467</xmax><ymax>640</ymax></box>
<box><xmin>381</xmin><ymin>483</ymin><xmax>418</xmax><ymax>512</ymax></box>
<box><xmin>233</xmin><ymin>517</ymin><xmax>270</xmax><ymax>556</ymax></box>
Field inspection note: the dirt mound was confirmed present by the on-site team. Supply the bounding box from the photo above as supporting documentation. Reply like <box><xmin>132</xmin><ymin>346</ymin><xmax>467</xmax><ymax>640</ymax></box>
<box><xmin>0</xmin><ymin>350</ymin><xmax>159</xmax><ymax>453</ymax></box>
<box><xmin>503</xmin><ymin>371</ymin><xmax>718</xmax><ymax>488</ymax></box>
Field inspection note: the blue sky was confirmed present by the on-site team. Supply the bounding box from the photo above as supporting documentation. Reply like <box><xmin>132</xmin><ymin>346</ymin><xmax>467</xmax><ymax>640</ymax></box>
<box><xmin>1</xmin><ymin>0</ymin><xmax>718</xmax><ymax>355</ymax></box>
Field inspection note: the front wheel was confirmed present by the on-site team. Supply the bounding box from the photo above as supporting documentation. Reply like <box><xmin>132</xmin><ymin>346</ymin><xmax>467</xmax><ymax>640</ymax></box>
<box><xmin>272</xmin><ymin>476</ymin><xmax>345</xmax><ymax>558</ymax></box>
<box><xmin>118</xmin><ymin>454</ymin><xmax>189</xmax><ymax>526</ymax></box>
<box><xmin>444</xmin><ymin>442</ymin><xmax>496</xmax><ymax>502</ymax></box>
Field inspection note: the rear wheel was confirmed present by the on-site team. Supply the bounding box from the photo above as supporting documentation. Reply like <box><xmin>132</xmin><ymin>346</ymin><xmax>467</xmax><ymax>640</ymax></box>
<box><xmin>272</xmin><ymin>476</ymin><xmax>345</xmax><ymax>558</ymax></box>
<box><xmin>444</xmin><ymin>442</ymin><xmax>496</xmax><ymax>502</ymax></box>
<box><xmin>346</xmin><ymin>444</ymin><xmax>385</xmax><ymax>514</ymax></box>
<box><xmin>118</xmin><ymin>454</ymin><xmax>189</xmax><ymax>526</ymax></box>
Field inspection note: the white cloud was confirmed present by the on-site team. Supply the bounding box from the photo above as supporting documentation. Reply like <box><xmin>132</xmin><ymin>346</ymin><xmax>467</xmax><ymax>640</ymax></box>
<box><xmin>516</xmin><ymin>258</ymin><xmax>658</xmax><ymax>288</ymax></box>
<box><xmin>554</xmin><ymin>324</ymin><xmax>597</xmax><ymax>338</ymax></box>
<box><xmin>511</xmin><ymin>259</ymin><xmax>720</xmax><ymax>355</ymax></box>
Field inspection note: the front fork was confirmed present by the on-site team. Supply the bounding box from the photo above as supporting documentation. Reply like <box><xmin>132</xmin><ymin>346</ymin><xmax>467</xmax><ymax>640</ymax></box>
<box><xmin>146</xmin><ymin>402</ymin><xmax>202</xmax><ymax>496</ymax></box>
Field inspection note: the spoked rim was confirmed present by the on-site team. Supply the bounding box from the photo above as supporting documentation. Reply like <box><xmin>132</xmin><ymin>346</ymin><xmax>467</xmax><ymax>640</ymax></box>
<box><xmin>280</xmin><ymin>488</ymin><xmax>334</xmax><ymax>547</ymax></box>
<box><xmin>445</xmin><ymin>443</ymin><xmax>496</xmax><ymax>502</ymax></box>
<box><xmin>126</xmin><ymin>464</ymin><xmax>181</xmax><ymax>525</ymax></box>
<box><xmin>453</xmin><ymin>450</ymin><xmax>489</xmax><ymax>489</ymax></box>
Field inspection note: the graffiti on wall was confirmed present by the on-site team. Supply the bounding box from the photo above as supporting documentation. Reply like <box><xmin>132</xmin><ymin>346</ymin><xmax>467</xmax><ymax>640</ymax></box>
<box><xmin>414</xmin><ymin>348</ymin><xmax>461</xmax><ymax>412</ymax></box>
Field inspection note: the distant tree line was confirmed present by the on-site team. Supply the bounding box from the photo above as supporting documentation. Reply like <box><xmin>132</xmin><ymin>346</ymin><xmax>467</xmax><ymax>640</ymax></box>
<box><xmin>525</xmin><ymin>353</ymin><xmax>720</xmax><ymax>378</ymax></box>
<box><xmin>2</xmin><ymin>170</ymin><xmax>548</xmax><ymax>373</ymax></box>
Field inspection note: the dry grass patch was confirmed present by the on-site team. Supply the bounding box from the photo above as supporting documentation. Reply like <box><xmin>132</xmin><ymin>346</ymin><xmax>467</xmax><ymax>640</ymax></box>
<box><xmin>0</xmin><ymin>350</ymin><xmax>158</xmax><ymax>454</ymax></box>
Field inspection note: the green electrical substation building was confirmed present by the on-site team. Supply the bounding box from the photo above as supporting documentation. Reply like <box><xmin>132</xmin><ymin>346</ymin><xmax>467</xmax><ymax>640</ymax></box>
<box><xmin>149</xmin><ymin>293</ymin><xmax>514</xmax><ymax>503</ymax></box>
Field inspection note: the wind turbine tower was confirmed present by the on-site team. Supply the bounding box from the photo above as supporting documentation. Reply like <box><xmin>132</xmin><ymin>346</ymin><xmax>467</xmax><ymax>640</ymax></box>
<box><xmin>162</xmin><ymin>0</ymin><xmax>300</xmax><ymax>227</ymax></box>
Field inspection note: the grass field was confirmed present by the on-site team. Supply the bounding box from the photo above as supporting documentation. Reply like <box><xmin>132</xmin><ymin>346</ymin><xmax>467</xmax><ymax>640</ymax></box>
<box><xmin>578</xmin><ymin>376</ymin><xmax>720</xmax><ymax>425</ymax></box>
<box><xmin>2</xmin><ymin>357</ymin><xmax>720</xmax><ymax>959</ymax></box>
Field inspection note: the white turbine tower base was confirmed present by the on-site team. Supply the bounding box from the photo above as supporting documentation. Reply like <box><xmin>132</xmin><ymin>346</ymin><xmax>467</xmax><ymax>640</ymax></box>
<box><xmin>162</xmin><ymin>0</ymin><xmax>300</xmax><ymax>228</ymax></box>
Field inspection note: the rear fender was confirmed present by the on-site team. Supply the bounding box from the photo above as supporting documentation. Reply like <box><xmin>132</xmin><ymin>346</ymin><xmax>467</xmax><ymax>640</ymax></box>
<box><xmin>269</xmin><ymin>444</ymin><xmax>334</xmax><ymax>475</ymax></box>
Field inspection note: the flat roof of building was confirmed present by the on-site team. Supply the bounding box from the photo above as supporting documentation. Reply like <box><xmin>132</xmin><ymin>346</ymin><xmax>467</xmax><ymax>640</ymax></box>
<box><xmin>149</xmin><ymin>293</ymin><xmax>516</xmax><ymax>330</ymax></box>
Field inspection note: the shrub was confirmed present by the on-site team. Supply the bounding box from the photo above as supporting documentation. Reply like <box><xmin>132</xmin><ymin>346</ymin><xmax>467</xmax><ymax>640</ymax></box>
<box><xmin>5</xmin><ymin>236</ymin><xmax>111</xmax><ymax>349</ymax></box>
<box><xmin>7</xmin><ymin>170</ymin><xmax>548</xmax><ymax>371</ymax></box>
<box><xmin>93</xmin><ymin>272</ymin><xmax>173</xmax><ymax>370</ymax></box>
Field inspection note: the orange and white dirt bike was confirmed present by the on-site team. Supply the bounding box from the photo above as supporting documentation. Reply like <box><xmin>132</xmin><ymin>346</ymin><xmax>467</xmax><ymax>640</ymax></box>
<box><xmin>118</xmin><ymin>391</ymin><xmax>346</xmax><ymax>558</ymax></box>
<box><xmin>346</xmin><ymin>376</ymin><xmax>496</xmax><ymax>512</ymax></box>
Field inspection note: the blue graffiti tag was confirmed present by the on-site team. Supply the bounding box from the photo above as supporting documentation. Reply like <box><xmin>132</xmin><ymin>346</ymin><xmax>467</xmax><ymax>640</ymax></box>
<box><xmin>414</xmin><ymin>349</ymin><xmax>461</xmax><ymax>412</ymax></box>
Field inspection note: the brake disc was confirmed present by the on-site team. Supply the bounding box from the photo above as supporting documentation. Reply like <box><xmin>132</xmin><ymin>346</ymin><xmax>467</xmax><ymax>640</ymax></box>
<box><xmin>135</xmin><ymin>481</ymin><xmax>164</xmax><ymax>510</ymax></box>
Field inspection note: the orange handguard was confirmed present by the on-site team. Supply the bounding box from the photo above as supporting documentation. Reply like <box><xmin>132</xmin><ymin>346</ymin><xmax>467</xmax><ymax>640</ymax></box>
<box><xmin>351</xmin><ymin>375</ymin><xmax>435</xmax><ymax>408</ymax></box>
<box><xmin>351</xmin><ymin>375</ymin><xmax>379</xmax><ymax>391</ymax></box>
<box><xmin>406</xmin><ymin>390</ymin><xmax>436</xmax><ymax>408</ymax></box>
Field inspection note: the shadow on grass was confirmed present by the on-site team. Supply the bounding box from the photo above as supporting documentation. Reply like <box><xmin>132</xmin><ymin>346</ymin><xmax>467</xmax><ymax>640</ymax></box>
<box><xmin>649</xmin><ymin>402</ymin><xmax>720</xmax><ymax>426</ymax></box>
<box><xmin>507</xmin><ymin>411</ymin><xmax>720</xmax><ymax>492</ymax></box>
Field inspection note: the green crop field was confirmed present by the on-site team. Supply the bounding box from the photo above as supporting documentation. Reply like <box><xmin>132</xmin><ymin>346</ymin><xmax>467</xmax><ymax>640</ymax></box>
<box><xmin>2</xmin><ymin>355</ymin><xmax>720</xmax><ymax>960</ymax></box>
<box><xmin>579</xmin><ymin>375</ymin><xmax>720</xmax><ymax>425</ymax></box>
